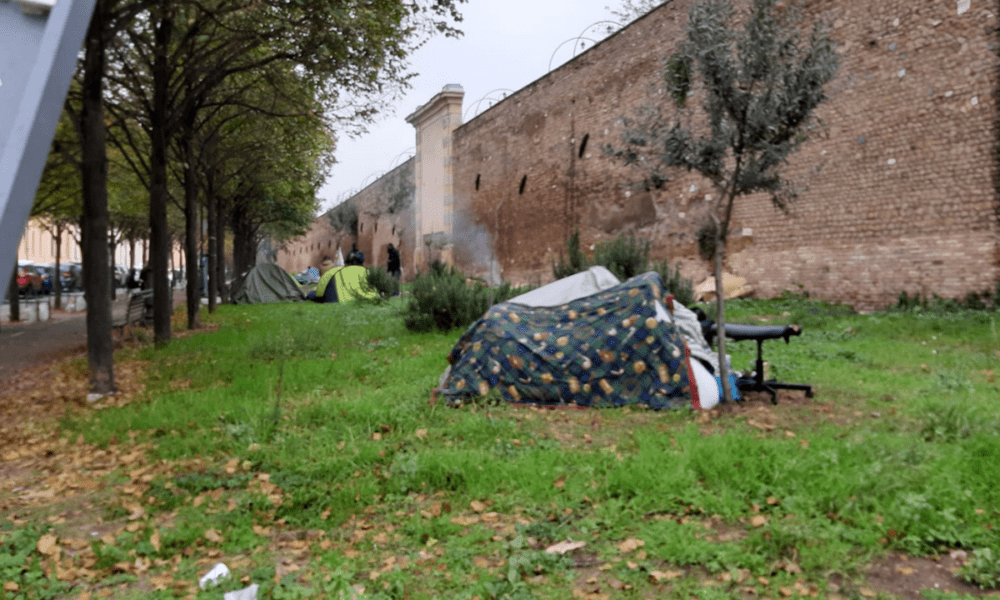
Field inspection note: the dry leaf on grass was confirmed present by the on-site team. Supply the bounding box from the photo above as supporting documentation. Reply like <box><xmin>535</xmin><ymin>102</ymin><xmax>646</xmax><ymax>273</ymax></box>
<box><xmin>616</xmin><ymin>538</ymin><xmax>645</xmax><ymax>553</ymax></box>
<box><xmin>545</xmin><ymin>540</ymin><xmax>586</xmax><ymax>555</ymax></box>
<box><xmin>36</xmin><ymin>534</ymin><xmax>59</xmax><ymax>556</ymax></box>
<box><xmin>749</xmin><ymin>515</ymin><xmax>768</xmax><ymax>528</ymax></box>
<box><xmin>649</xmin><ymin>570</ymin><xmax>683</xmax><ymax>582</ymax></box>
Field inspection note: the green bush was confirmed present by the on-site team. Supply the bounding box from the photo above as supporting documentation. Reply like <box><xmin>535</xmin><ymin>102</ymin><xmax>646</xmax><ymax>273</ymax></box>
<box><xmin>403</xmin><ymin>265</ymin><xmax>529</xmax><ymax>332</ymax></box>
<box><xmin>552</xmin><ymin>230</ymin><xmax>694</xmax><ymax>305</ymax></box>
<box><xmin>365</xmin><ymin>266</ymin><xmax>400</xmax><ymax>299</ymax></box>
<box><xmin>593</xmin><ymin>232</ymin><xmax>651</xmax><ymax>281</ymax></box>
<box><xmin>651</xmin><ymin>259</ymin><xmax>695</xmax><ymax>307</ymax></box>
<box><xmin>552</xmin><ymin>228</ymin><xmax>588</xmax><ymax>279</ymax></box>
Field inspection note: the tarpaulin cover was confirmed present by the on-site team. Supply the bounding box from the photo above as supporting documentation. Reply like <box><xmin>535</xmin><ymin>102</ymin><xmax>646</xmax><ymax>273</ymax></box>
<box><xmin>439</xmin><ymin>272</ymin><xmax>699</xmax><ymax>410</ymax></box>
<box><xmin>232</xmin><ymin>263</ymin><xmax>303</xmax><ymax>304</ymax></box>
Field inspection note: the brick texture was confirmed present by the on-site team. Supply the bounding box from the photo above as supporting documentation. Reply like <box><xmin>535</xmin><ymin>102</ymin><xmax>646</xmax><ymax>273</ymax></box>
<box><xmin>451</xmin><ymin>0</ymin><xmax>1000</xmax><ymax>310</ymax></box>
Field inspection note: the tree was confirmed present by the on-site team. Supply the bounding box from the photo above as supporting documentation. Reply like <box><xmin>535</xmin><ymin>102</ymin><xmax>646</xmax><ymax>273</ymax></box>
<box><xmin>327</xmin><ymin>201</ymin><xmax>359</xmax><ymax>255</ymax></box>
<box><xmin>607</xmin><ymin>0</ymin><xmax>838</xmax><ymax>402</ymax></box>
<box><xmin>103</xmin><ymin>0</ymin><xmax>465</xmax><ymax>344</ymax></box>
<box><xmin>607</xmin><ymin>0</ymin><xmax>662</xmax><ymax>26</ymax></box>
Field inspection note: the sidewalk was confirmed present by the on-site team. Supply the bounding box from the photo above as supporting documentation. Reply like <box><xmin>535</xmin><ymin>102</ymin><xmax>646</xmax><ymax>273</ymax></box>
<box><xmin>0</xmin><ymin>288</ymin><xmax>189</xmax><ymax>383</ymax></box>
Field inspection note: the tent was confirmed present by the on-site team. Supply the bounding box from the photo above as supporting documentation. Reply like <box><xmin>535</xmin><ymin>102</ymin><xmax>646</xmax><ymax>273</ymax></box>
<box><xmin>436</xmin><ymin>268</ymin><xmax>722</xmax><ymax>410</ymax></box>
<box><xmin>231</xmin><ymin>263</ymin><xmax>304</xmax><ymax>304</ymax></box>
<box><xmin>314</xmin><ymin>265</ymin><xmax>379</xmax><ymax>303</ymax></box>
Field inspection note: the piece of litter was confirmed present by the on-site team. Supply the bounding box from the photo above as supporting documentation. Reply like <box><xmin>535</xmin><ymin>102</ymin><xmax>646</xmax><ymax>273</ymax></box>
<box><xmin>199</xmin><ymin>563</ymin><xmax>230</xmax><ymax>589</ymax></box>
<box><xmin>224</xmin><ymin>584</ymin><xmax>259</xmax><ymax>600</ymax></box>
<box><xmin>86</xmin><ymin>393</ymin><xmax>106</xmax><ymax>404</ymax></box>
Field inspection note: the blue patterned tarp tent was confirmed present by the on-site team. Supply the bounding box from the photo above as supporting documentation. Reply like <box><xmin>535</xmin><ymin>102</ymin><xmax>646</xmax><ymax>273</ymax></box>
<box><xmin>438</xmin><ymin>272</ymin><xmax>705</xmax><ymax>410</ymax></box>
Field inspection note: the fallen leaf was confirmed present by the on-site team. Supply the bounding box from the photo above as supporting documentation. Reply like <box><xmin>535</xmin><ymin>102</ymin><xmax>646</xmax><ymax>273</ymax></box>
<box><xmin>649</xmin><ymin>570</ymin><xmax>683</xmax><ymax>582</ymax></box>
<box><xmin>470</xmin><ymin>500</ymin><xmax>487</xmax><ymax>513</ymax></box>
<box><xmin>859</xmin><ymin>588</ymin><xmax>876</xmax><ymax>598</ymax></box>
<box><xmin>224</xmin><ymin>458</ymin><xmax>239</xmax><ymax>475</ymax></box>
<box><xmin>545</xmin><ymin>540</ymin><xmax>586</xmax><ymax>555</ymax></box>
<box><xmin>150</xmin><ymin>574</ymin><xmax>174</xmax><ymax>590</ymax></box>
<box><xmin>415</xmin><ymin>429</ymin><xmax>427</xmax><ymax>439</ymax></box>
<box><xmin>553</xmin><ymin>476</ymin><xmax>565</xmax><ymax>489</ymax></box>
<box><xmin>749</xmin><ymin>515</ymin><xmax>768</xmax><ymax>528</ymax></box>
<box><xmin>3</xmin><ymin>582</ymin><xmax>19</xmax><ymax>592</ymax></box>
<box><xmin>450</xmin><ymin>515</ymin><xmax>479</xmax><ymax>526</ymax></box>
<box><xmin>626</xmin><ymin>561</ymin><xmax>639</xmax><ymax>570</ymax></box>
<box><xmin>150</xmin><ymin>530</ymin><xmax>161</xmax><ymax>552</ymax></box>
<box><xmin>617</xmin><ymin>538</ymin><xmax>645</xmax><ymax>553</ymax></box>
<box><xmin>36</xmin><ymin>534</ymin><xmax>59</xmax><ymax>556</ymax></box>
<box><xmin>896</xmin><ymin>566</ymin><xmax>914</xmax><ymax>575</ymax></box>
<box><xmin>372</xmin><ymin>432</ymin><xmax>382</xmax><ymax>441</ymax></box>
<box><xmin>204</xmin><ymin>529</ymin><xmax>223</xmax><ymax>543</ymax></box>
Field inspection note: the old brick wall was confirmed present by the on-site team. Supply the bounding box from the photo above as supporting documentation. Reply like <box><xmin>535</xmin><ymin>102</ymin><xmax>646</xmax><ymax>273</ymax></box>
<box><xmin>452</xmin><ymin>0</ymin><xmax>1000</xmax><ymax>310</ymax></box>
<box><xmin>277</xmin><ymin>159</ymin><xmax>416</xmax><ymax>278</ymax></box>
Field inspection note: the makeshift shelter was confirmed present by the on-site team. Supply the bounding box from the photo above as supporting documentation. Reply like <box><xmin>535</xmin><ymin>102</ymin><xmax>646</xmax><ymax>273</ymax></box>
<box><xmin>315</xmin><ymin>265</ymin><xmax>379</xmax><ymax>303</ymax></box>
<box><xmin>436</xmin><ymin>268</ymin><xmax>722</xmax><ymax>410</ymax></box>
<box><xmin>231</xmin><ymin>264</ymin><xmax>304</xmax><ymax>304</ymax></box>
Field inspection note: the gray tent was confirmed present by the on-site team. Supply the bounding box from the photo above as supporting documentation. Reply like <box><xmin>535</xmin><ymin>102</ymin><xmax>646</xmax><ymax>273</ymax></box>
<box><xmin>232</xmin><ymin>264</ymin><xmax>304</xmax><ymax>304</ymax></box>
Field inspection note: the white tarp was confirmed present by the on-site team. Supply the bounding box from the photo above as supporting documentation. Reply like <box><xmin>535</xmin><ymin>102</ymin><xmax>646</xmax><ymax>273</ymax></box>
<box><xmin>508</xmin><ymin>266</ymin><xmax>621</xmax><ymax>307</ymax></box>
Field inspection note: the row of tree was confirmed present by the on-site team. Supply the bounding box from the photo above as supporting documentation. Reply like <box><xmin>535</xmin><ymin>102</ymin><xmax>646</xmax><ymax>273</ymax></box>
<box><xmin>28</xmin><ymin>0</ymin><xmax>466</xmax><ymax>394</ymax></box>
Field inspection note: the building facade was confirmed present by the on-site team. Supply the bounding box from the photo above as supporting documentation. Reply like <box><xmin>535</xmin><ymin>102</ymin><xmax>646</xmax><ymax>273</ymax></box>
<box><xmin>281</xmin><ymin>0</ymin><xmax>1000</xmax><ymax>310</ymax></box>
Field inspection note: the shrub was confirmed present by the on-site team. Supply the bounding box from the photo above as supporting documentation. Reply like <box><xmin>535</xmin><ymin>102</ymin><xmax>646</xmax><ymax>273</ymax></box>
<box><xmin>403</xmin><ymin>265</ymin><xmax>530</xmax><ymax>332</ymax></box>
<box><xmin>365</xmin><ymin>266</ymin><xmax>399</xmax><ymax>299</ymax></box>
<box><xmin>552</xmin><ymin>228</ymin><xmax>588</xmax><ymax>279</ymax></box>
<box><xmin>592</xmin><ymin>232</ymin><xmax>650</xmax><ymax>281</ymax></box>
<box><xmin>652</xmin><ymin>260</ymin><xmax>695</xmax><ymax>307</ymax></box>
<box><xmin>551</xmin><ymin>230</ymin><xmax>694</xmax><ymax>305</ymax></box>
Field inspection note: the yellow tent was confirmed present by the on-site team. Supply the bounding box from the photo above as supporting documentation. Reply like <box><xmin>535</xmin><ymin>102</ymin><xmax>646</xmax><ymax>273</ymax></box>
<box><xmin>315</xmin><ymin>266</ymin><xmax>378</xmax><ymax>303</ymax></box>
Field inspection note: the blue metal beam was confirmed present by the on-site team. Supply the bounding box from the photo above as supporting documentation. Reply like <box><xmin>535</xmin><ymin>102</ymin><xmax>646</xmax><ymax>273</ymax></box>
<box><xmin>0</xmin><ymin>0</ymin><xmax>97</xmax><ymax>288</ymax></box>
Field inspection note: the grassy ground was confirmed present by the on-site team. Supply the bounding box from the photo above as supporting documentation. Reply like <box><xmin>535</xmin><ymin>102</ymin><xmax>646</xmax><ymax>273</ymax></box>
<box><xmin>1</xmin><ymin>295</ymin><xmax>998</xmax><ymax>600</ymax></box>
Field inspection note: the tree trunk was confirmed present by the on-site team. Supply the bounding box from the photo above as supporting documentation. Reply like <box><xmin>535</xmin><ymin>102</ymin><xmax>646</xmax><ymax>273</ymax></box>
<box><xmin>713</xmin><ymin>221</ymin><xmax>733</xmax><ymax>404</ymax></box>
<box><xmin>148</xmin><ymin>1</ymin><xmax>173</xmax><ymax>346</ymax></box>
<box><xmin>79</xmin><ymin>0</ymin><xmax>115</xmax><ymax>394</ymax></box>
<box><xmin>215</xmin><ymin>200</ymin><xmax>227</xmax><ymax>303</ymax></box>
<box><xmin>231</xmin><ymin>204</ymin><xmax>256</xmax><ymax>279</ymax></box>
<box><xmin>54</xmin><ymin>228</ymin><xmax>62</xmax><ymax>310</ymax></box>
<box><xmin>183</xmin><ymin>126</ymin><xmax>200</xmax><ymax>329</ymax></box>
<box><xmin>108</xmin><ymin>234</ymin><xmax>117</xmax><ymax>301</ymax></box>
<box><xmin>7</xmin><ymin>259</ymin><xmax>19</xmax><ymax>323</ymax></box>
<box><xmin>206</xmin><ymin>182</ymin><xmax>218</xmax><ymax>312</ymax></box>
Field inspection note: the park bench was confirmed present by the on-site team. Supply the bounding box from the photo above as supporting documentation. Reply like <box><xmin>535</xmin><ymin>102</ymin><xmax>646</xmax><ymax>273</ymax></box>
<box><xmin>112</xmin><ymin>289</ymin><xmax>152</xmax><ymax>336</ymax></box>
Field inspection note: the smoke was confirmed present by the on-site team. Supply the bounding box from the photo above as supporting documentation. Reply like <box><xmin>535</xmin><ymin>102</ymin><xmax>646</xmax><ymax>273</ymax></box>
<box><xmin>452</xmin><ymin>211</ymin><xmax>502</xmax><ymax>286</ymax></box>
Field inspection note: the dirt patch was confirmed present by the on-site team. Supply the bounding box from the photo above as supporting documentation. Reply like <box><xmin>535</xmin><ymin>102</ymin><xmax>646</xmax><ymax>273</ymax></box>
<box><xmin>847</xmin><ymin>552</ymin><xmax>1000</xmax><ymax>600</ymax></box>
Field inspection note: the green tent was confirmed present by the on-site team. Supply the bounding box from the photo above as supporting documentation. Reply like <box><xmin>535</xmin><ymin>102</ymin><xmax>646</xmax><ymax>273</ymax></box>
<box><xmin>315</xmin><ymin>265</ymin><xmax>378</xmax><ymax>303</ymax></box>
<box><xmin>232</xmin><ymin>264</ymin><xmax>304</xmax><ymax>304</ymax></box>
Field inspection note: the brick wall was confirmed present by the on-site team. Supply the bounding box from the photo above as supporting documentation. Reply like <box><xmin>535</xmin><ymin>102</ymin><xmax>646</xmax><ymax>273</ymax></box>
<box><xmin>276</xmin><ymin>158</ymin><xmax>416</xmax><ymax>278</ymax></box>
<box><xmin>451</xmin><ymin>0</ymin><xmax>1000</xmax><ymax>310</ymax></box>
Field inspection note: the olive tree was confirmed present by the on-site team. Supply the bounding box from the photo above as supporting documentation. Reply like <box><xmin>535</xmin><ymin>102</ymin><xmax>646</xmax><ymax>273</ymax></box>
<box><xmin>607</xmin><ymin>0</ymin><xmax>839</xmax><ymax>402</ymax></box>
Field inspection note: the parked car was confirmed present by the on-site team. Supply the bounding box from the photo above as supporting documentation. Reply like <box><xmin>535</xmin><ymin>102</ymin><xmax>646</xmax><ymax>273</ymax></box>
<box><xmin>16</xmin><ymin>261</ymin><xmax>44</xmax><ymax>296</ymax></box>
<box><xmin>60</xmin><ymin>262</ymin><xmax>83</xmax><ymax>292</ymax></box>
<box><xmin>33</xmin><ymin>263</ymin><xmax>55</xmax><ymax>294</ymax></box>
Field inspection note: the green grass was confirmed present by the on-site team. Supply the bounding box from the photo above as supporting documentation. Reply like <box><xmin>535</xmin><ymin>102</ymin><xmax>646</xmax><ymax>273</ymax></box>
<box><xmin>23</xmin><ymin>295</ymin><xmax>1000</xmax><ymax>598</ymax></box>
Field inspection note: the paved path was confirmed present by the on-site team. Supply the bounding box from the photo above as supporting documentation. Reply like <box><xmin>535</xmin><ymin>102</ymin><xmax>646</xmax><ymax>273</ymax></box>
<box><xmin>0</xmin><ymin>311</ymin><xmax>88</xmax><ymax>382</ymax></box>
<box><xmin>0</xmin><ymin>289</ymin><xmax>189</xmax><ymax>383</ymax></box>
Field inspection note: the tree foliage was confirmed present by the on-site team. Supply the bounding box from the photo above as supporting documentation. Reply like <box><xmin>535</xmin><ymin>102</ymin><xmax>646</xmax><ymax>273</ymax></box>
<box><xmin>607</xmin><ymin>0</ymin><xmax>839</xmax><ymax>402</ymax></box>
<box><xmin>607</xmin><ymin>0</ymin><xmax>662</xmax><ymax>26</ymax></box>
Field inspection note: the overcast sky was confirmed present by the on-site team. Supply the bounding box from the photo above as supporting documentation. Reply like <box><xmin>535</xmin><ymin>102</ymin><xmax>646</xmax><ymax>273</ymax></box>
<box><xmin>317</xmin><ymin>0</ymin><xmax>632</xmax><ymax>212</ymax></box>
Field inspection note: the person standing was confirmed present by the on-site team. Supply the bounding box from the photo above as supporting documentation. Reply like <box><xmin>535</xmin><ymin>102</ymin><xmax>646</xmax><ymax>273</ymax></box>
<box><xmin>386</xmin><ymin>243</ymin><xmax>401</xmax><ymax>279</ymax></box>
